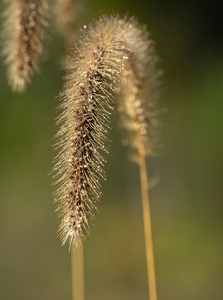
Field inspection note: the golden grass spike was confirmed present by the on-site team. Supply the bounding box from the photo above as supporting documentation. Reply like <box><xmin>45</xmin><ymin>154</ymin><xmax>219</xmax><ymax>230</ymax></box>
<box><xmin>53</xmin><ymin>15</ymin><xmax>160</xmax><ymax>251</ymax></box>
<box><xmin>118</xmin><ymin>26</ymin><xmax>162</xmax><ymax>158</ymax></box>
<box><xmin>2</xmin><ymin>0</ymin><xmax>49</xmax><ymax>92</ymax></box>
<box><xmin>56</xmin><ymin>0</ymin><xmax>76</xmax><ymax>40</ymax></box>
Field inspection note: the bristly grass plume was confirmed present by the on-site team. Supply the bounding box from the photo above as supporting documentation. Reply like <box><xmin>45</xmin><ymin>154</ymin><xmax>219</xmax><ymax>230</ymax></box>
<box><xmin>55</xmin><ymin>0</ymin><xmax>76</xmax><ymax>39</ymax></box>
<box><xmin>2</xmin><ymin>0</ymin><xmax>49</xmax><ymax>92</ymax></box>
<box><xmin>53</xmin><ymin>15</ymin><xmax>161</xmax><ymax>249</ymax></box>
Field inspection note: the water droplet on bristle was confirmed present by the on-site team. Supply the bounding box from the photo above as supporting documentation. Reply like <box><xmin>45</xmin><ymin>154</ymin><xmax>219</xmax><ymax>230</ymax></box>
<box><xmin>122</xmin><ymin>140</ymin><xmax>129</xmax><ymax>146</ymax></box>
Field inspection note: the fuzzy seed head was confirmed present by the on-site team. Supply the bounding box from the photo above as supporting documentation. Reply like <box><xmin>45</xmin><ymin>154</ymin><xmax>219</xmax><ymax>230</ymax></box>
<box><xmin>55</xmin><ymin>0</ymin><xmax>76</xmax><ymax>39</ymax></box>
<box><xmin>53</xmin><ymin>15</ymin><xmax>161</xmax><ymax>249</ymax></box>
<box><xmin>2</xmin><ymin>0</ymin><xmax>49</xmax><ymax>92</ymax></box>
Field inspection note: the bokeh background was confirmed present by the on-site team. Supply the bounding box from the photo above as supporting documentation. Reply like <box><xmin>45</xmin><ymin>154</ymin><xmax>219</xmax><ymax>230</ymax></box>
<box><xmin>0</xmin><ymin>0</ymin><xmax>223</xmax><ymax>299</ymax></box>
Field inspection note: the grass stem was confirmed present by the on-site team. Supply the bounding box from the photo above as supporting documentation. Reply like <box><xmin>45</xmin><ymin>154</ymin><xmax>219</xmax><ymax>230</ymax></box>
<box><xmin>72</xmin><ymin>244</ymin><xmax>85</xmax><ymax>300</ymax></box>
<box><xmin>138</xmin><ymin>139</ymin><xmax>157</xmax><ymax>300</ymax></box>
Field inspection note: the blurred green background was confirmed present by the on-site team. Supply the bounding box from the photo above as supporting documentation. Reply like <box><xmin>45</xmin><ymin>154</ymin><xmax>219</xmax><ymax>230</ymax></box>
<box><xmin>0</xmin><ymin>0</ymin><xmax>223</xmax><ymax>299</ymax></box>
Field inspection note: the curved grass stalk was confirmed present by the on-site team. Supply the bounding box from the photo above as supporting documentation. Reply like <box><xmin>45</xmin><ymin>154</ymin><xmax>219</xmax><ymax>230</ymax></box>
<box><xmin>53</xmin><ymin>14</ymin><xmax>162</xmax><ymax>300</ymax></box>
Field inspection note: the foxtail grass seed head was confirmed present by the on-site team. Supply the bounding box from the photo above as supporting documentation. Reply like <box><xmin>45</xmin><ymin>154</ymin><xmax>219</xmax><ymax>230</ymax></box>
<box><xmin>53</xmin><ymin>15</ymin><xmax>161</xmax><ymax>249</ymax></box>
<box><xmin>2</xmin><ymin>0</ymin><xmax>49</xmax><ymax>92</ymax></box>
<box><xmin>55</xmin><ymin>0</ymin><xmax>76</xmax><ymax>39</ymax></box>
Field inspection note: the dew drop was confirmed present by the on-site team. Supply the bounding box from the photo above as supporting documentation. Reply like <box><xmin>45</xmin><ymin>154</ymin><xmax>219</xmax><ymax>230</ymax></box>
<box><xmin>115</xmin><ymin>86</ymin><xmax>120</xmax><ymax>94</ymax></box>
<box><xmin>121</xmin><ymin>78</ymin><xmax>127</xmax><ymax>84</ymax></box>
<box><xmin>118</xmin><ymin>106</ymin><xmax>124</xmax><ymax>112</ymax></box>
<box><xmin>141</xmin><ymin>128</ymin><xmax>147</xmax><ymax>135</ymax></box>
<box><xmin>122</xmin><ymin>139</ymin><xmax>129</xmax><ymax>146</ymax></box>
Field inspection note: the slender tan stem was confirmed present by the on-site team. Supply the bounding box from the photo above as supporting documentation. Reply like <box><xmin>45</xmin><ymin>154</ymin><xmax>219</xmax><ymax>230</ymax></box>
<box><xmin>71</xmin><ymin>244</ymin><xmax>85</xmax><ymax>300</ymax></box>
<box><xmin>138</xmin><ymin>139</ymin><xmax>157</xmax><ymax>300</ymax></box>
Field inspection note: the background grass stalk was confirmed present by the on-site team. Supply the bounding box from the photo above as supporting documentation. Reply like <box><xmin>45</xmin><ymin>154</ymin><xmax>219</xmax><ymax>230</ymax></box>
<box><xmin>138</xmin><ymin>136</ymin><xmax>157</xmax><ymax>300</ymax></box>
<box><xmin>72</xmin><ymin>244</ymin><xmax>85</xmax><ymax>300</ymax></box>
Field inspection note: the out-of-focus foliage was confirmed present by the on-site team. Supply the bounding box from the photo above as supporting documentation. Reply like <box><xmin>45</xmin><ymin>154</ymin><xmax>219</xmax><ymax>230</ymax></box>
<box><xmin>0</xmin><ymin>0</ymin><xmax>223</xmax><ymax>300</ymax></box>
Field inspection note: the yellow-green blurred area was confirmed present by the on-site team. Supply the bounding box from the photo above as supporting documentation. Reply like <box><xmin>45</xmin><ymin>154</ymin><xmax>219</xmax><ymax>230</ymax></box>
<box><xmin>0</xmin><ymin>0</ymin><xmax>223</xmax><ymax>299</ymax></box>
